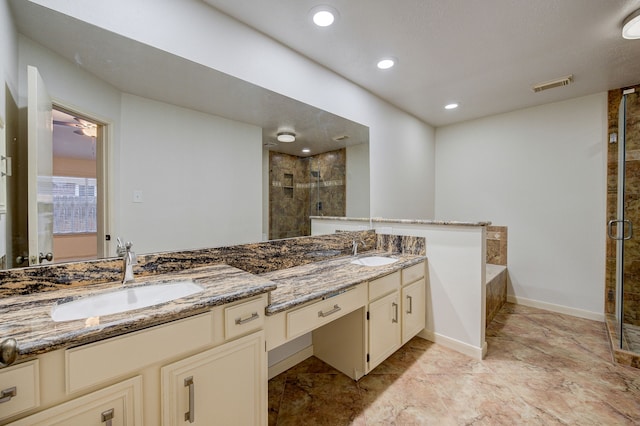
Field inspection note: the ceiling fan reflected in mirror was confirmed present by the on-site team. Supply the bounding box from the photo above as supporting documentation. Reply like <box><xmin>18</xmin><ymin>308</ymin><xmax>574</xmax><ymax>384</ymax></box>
<box><xmin>52</xmin><ymin>109</ymin><xmax>97</xmax><ymax>138</ymax></box>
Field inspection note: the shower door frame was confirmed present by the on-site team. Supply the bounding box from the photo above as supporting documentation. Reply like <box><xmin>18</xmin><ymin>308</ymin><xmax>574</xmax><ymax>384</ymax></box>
<box><xmin>610</xmin><ymin>89</ymin><xmax>636</xmax><ymax>349</ymax></box>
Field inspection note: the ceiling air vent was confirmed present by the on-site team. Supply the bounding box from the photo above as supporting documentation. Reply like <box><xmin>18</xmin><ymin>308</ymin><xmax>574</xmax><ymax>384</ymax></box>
<box><xmin>532</xmin><ymin>75</ymin><xmax>573</xmax><ymax>93</ymax></box>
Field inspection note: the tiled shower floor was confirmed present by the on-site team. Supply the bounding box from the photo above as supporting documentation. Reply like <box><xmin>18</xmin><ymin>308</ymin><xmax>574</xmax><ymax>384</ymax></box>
<box><xmin>268</xmin><ymin>303</ymin><xmax>640</xmax><ymax>425</ymax></box>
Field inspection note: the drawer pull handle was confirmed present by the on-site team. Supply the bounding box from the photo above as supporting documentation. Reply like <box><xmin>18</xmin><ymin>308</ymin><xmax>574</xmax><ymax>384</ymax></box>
<box><xmin>392</xmin><ymin>302</ymin><xmax>399</xmax><ymax>323</ymax></box>
<box><xmin>406</xmin><ymin>295</ymin><xmax>413</xmax><ymax>314</ymax></box>
<box><xmin>184</xmin><ymin>376</ymin><xmax>195</xmax><ymax>423</ymax></box>
<box><xmin>0</xmin><ymin>386</ymin><xmax>16</xmax><ymax>404</ymax></box>
<box><xmin>101</xmin><ymin>408</ymin><xmax>114</xmax><ymax>426</ymax></box>
<box><xmin>235</xmin><ymin>312</ymin><xmax>260</xmax><ymax>325</ymax></box>
<box><xmin>318</xmin><ymin>304</ymin><xmax>341</xmax><ymax>318</ymax></box>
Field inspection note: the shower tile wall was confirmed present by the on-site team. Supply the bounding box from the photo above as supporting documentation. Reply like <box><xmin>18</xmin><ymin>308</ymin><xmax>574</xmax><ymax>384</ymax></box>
<box><xmin>269</xmin><ymin>149</ymin><xmax>345</xmax><ymax>240</ymax></box>
<box><xmin>307</xmin><ymin>149</ymin><xmax>346</xmax><ymax>219</ymax></box>
<box><xmin>606</xmin><ymin>86</ymin><xmax>640</xmax><ymax>326</ymax></box>
<box><xmin>486</xmin><ymin>226</ymin><xmax>507</xmax><ymax>266</ymax></box>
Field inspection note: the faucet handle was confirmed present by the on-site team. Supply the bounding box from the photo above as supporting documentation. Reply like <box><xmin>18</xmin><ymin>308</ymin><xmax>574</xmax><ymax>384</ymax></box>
<box><xmin>125</xmin><ymin>242</ymin><xmax>137</xmax><ymax>265</ymax></box>
<box><xmin>116</xmin><ymin>237</ymin><xmax>126</xmax><ymax>257</ymax></box>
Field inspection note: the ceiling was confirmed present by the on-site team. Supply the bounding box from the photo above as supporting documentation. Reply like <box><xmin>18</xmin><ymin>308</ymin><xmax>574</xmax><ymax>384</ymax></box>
<box><xmin>9</xmin><ymin>0</ymin><xmax>369</xmax><ymax>158</ymax></box>
<box><xmin>11</xmin><ymin>0</ymin><xmax>640</xmax><ymax>138</ymax></box>
<box><xmin>203</xmin><ymin>0</ymin><xmax>640</xmax><ymax>126</ymax></box>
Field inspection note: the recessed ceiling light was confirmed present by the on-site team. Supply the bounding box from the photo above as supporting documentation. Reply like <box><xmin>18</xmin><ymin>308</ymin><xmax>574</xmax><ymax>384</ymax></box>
<box><xmin>302</xmin><ymin>148</ymin><xmax>311</xmax><ymax>153</ymax></box>
<box><xmin>444</xmin><ymin>103</ymin><xmax>459</xmax><ymax>110</ymax></box>
<box><xmin>377</xmin><ymin>58</ymin><xmax>396</xmax><ymax>70</ymax></box>
<box><xmin>310</xmin><ymin>6</ymin><xmax>339</xmax><ymax>27</ymax></box>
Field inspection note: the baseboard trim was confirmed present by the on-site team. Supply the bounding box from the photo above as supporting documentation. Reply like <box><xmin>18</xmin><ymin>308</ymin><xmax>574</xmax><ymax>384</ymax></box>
<box><xmin>418</xmin><ymin>330</ymin><xmax>486</xmax><ymax>360</ymax></box>
<box><xmin>507</xmin><ymin>295</ymin><xmax>604</xmax><ymax>322</ymax></box>
<box><xmin>268</xmin><ymin>345</ymin><xmax>314</xmax><ymax>380</ymax></box>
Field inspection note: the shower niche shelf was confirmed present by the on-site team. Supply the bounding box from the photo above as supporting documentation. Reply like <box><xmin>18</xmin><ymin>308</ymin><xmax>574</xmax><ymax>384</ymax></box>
<box><xmin>283</xmin><ymin>173</ymin><xmax>294</xmax><ymax>198</ymax></box>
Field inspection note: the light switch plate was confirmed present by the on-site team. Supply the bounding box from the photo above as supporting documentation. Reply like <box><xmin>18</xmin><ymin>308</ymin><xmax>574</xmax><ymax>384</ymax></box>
<box><xmin>133</xmin><ymin>190</ymin><xmax>143</xmax><ymax>203</ymax></box>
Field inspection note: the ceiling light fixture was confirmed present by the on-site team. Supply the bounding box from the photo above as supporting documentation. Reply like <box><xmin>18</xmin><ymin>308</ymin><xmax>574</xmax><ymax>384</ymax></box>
<box><xmin>81</xmin><ymin>126</ymin><xmax>97</xmax><ymax>138</ymax></box>
<box><xmin>277</xmin><ymin>131</ymin><xmax>296</xmax><ymax>143</ymax></box>
<box><xmin>623</xmin><ymin>8</ymin><xmax>640</xmax><ymax>39</ymax></box>
<box><xmin>310</xmin><ymin>5</ymin><xmax>339</xmax><ymax>27</ymax></box>
<box><xmin>377</xmin><ymin>57</ymin><xmax>396</xmax><ymax>70</ymax></box>
<box><xmin>302</xmin><ymin>148</ymin><xmax>311</xmax><ymax>153</ymax></box>
<box><xmin>444</xmin><ymin>103</ymin><xmax>459</xmax><ymax>110</ymax></box>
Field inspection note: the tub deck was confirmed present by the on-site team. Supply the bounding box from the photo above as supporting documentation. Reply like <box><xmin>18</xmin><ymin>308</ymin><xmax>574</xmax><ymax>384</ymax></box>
<box><xmin>486</xmin><ymin>264</ymin><xmax>507</xmax><ymax>326</ymax></box>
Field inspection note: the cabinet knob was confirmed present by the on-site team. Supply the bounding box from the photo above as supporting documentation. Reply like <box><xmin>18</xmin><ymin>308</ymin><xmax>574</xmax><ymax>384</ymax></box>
<box><xmin>0</xmin><ymin>338</ymin><xmax>17</xmax><ymax>367</ymax></box>
<box><xmin>39</xmin><ymin>252</ymin><xmax>53</xmax><ymax>263</ymax></box>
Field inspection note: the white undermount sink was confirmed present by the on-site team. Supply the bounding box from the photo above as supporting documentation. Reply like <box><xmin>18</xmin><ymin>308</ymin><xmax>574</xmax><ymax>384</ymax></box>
<box><xmin>350</xmin><ymin>256</ymin><xmax>399</xmax><ymax>267</ymax></box>
<box><xmin>50</xmin><ymin>281</ymin><xmax>204</xmax><ymax>322</ymax></box>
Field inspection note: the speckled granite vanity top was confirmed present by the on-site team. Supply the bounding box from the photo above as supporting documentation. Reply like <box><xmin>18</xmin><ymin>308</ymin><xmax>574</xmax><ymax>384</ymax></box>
<box><xmin>263</xmin><ymin>251</ymin><xmax>425</xmax><ymax>315</ymax></box>
<box><xmin>0</xmin><ymin>264</ymin><xmax>276</xmax><ymax>360</ymax></box>
<box><xmin>0</xmin><ymin>230</ymin><xmax>426</xmax><ymax>365</ymax></box>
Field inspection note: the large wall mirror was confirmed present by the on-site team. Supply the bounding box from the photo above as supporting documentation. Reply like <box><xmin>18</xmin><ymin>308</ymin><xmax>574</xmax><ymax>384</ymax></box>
<box><xmin>2</xmin><ymin>0</ymin><xmax>369</xmax><ymax>270</ymax></box>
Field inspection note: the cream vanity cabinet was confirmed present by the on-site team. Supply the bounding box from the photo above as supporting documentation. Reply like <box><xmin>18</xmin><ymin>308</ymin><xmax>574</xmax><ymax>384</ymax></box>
<box><xmin>2</xmin><ymin>294</ymin><xmax>268</xmax><ymax>426</ymax></box>
<box><xmin>0</xmin><ymin>361</ymin><xmax>40</xmax><ymax>423</ymax></box>
<box><xmin>161</xmin><ymin>327</ymin><xmax>266</xmax><ymax>425</ymax></box>
<box><xmin>309</xmin><ymin>260</ymin><xmax>427</xmax><ymax>380</ymax></box>
<box><xmin>400</xmin><ymin>262</ymin><xmax>427</xmax><ymax>345</ymax></box>
<box><xmin>366</xmin><ymin>261</ymin><xmax>426</xmax><ymax>372</ymax></box>
<box><xmin>367</xmin><ymin>272</ymin><xmax>402</xmax><ymax>370</ymax></box>
<box><xmin>8</xmin><ymin>376</ymin><xmax>142</xmax><ymax>426</ymax></box>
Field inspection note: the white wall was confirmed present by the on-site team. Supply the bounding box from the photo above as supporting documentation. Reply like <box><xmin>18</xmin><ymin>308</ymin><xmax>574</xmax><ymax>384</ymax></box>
<box><xmin>435</xmin><ymin>93</ymin><xmax>608</xmax><ymax>318</ymax></box>
<box><xmin>0</xmin><ymin>0</ymin><xmax>17</xmax><ymax>118</ymax></box>
<box><xmin>17</xmin><ymin>35</ymin><xmax>121</xmax><ymax>124</ymax></box>
<box><xmin>119</xmin><ymin>94</ymin><xmax>263</xmax><ymax>253</ymax></box>
<box><xmin>33</xmin><ymin>0</ymin><xmax>437</xmax><ymax>220</ymax></box>
<box><xmin>0</xmin><ymin>0</ymin><xmax>17</xmax><ymax>110</ymax></box>
<box><xmin>17</xmin><ymin>35</ymin><xmax>264</xmax><ymax>254</ymax></box>
<box><xmin>346</xmin><ymin>143</ymin><xmax>370</xmax><ymax>218</ymax></box>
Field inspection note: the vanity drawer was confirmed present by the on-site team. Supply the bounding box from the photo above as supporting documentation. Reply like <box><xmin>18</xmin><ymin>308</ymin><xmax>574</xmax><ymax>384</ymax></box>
<box><xmin>225</xmin><ymin>297</ymin><xmax>266</xmax><ymax>340</ymax></box>
<box><xmin>66</xmin><ymin>311</ymin><xmax>214</xmax><ymax>394</ymax></box>
<box><xmin>0</xmin><ymin>360</ymin><xmax>40</xmax><ymax>422</ymax></box>
<box><xmin>287</xmin><ymin>284</ymin><xmax>366</xmax><ymax>340</ymax></box>
<box><xmin>402</xmin><ymin>261</ymin><xmax>425</xmax><ymax>285</ymax></box>
<box><xmin>369</xmin><ymin>271</ymin><xmax>400</xmax><ymax>301</ymax></box>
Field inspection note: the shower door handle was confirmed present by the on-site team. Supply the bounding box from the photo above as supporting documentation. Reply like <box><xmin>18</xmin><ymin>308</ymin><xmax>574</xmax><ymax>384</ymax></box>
<box><xmin>608</xmin><ymin>220</ymin><xmax>633</xmax><ymax>240</ymax></box>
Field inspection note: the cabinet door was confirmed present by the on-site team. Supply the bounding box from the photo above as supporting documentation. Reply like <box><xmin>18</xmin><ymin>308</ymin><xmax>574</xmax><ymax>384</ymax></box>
<box><xmin>9</xmin><ymin>376</ymin><xmax>142</xmax><ymax>426</ymax></box>
<box><xmin>368</xmin><ymin>291</ymin><xmax>401</xmax><ymax>372</ymax></box>
<box><xmin>161</xmin><ymin>331</ymin><xmax>266</xmax><ymax>426</ymax></box>
<box><xmin>402</xmin><ymin>278</ymin><xmax>426</xmax><ymax>344</ymax></box>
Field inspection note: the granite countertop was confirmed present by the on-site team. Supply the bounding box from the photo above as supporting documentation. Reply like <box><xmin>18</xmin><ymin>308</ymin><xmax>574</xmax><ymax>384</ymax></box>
<box><xmin>0</xmin><ymin>249</ymin><xmax>425</xmax><ymax>365</ymax></box>
<box><xmin>0</xmin><ymin>264</ymin><xmax>276</xmax><ymax>362</ymax></box>
<box><xmin>310</xmin><ymin>216</ymin><xmax>491</xmax><ymax>227</ymax></box>
<box><xmin>262</xmin><ymin>251</ymin><xmax>426</xmax><ymax>315</ymax></box>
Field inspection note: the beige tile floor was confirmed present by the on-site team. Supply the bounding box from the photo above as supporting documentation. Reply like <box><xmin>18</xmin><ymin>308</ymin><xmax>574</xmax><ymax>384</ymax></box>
<box><xmin>268</xmin><ymin>303</ymin><xmax>640</xmax><ymax>425</ymax></box>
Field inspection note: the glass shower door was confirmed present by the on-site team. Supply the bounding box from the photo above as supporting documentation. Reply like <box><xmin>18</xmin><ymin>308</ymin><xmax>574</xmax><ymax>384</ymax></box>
<box><xmin>611</xmin><ymin>89</ymin><xmax>640</xmax><ymax>353</ymax></box>
<box><xmin>612</xmin><ymin>95</ymin><xmax>628</xmax><ymax>347</ymax></box>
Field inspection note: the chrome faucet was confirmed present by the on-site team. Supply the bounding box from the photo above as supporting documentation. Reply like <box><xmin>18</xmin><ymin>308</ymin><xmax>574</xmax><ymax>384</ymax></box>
<box><xmin>352</xmin><ymin>238</ymin><xmax>367</xmax><ymax>256</ymax></box>
<box><xmin>117</xmin><ymin>238</ymin><xmax>137</xmax><ymax>284</ymax></box>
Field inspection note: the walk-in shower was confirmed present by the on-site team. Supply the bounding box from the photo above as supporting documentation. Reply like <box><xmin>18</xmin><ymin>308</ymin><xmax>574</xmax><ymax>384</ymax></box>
<box><xmin>268</xmin><ymin>149</ymin><xmax>346</xmax><ymax>239</ymax></box>
<box><xmin>608</xmin><ymin>87</ymin><xmax>640</xmax><ymax>359</ymax></box>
